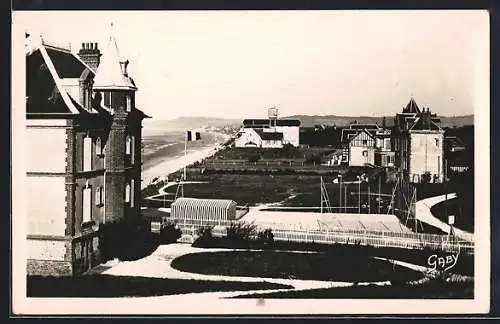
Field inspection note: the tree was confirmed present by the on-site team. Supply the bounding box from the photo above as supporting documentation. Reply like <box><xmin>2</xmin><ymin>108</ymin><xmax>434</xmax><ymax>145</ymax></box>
<box><xmin>421</xmin><ymin>172</ymin><xmax>432</xmax><ymax>184</ymax></box>
<box><xmin>248</xmin><ymin>153</ymin><xmax>261</xmax><ymax>163</ymax></box>
<box><xmin>226</xmin><ymin>222</ymin><xmax>257</xmax><ymax>242</ymax></box>
<box><xmin>257</xmin><ymin>228</ymin><xmax>274</xmax><ymax>244</ymax></box>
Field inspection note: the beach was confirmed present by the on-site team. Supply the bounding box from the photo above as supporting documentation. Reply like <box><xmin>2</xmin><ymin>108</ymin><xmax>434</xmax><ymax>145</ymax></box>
<box><xmin>141</xmin><ymin>131</ymin><xmax>229</xmax><ymax>189</ymax></box>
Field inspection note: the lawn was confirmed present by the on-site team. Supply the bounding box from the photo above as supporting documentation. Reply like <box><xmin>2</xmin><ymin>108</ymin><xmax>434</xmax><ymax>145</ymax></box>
<box><xmin>233</xmin><ymin>280</ymin><xmax>474</xmax><ymax>299</ymax></box>
<box><xmin>430</xmin><ymin>198</ymin><xmax>473</xmax><ymax>233</ymax></box>
<box><xmin>147</xmin><ymin>173</ymin><xmax>395</xmax><ymax>210</ymax></box>
<box><xmin>26</xmin><ymin>275</ymin><xmax>293</xmax><ymax>298</ymax></box>
<box><xmin>170</xmin><ymin>250</ymin><xmax>423</xmax><ymax>283</ymax></box>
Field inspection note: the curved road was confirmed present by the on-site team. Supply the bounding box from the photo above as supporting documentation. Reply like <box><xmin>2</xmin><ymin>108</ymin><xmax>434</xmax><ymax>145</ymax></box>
<box><xmin>415</xmin><ymin>193</ymin><xmax>474</xmax><ymax>242</ymax></box>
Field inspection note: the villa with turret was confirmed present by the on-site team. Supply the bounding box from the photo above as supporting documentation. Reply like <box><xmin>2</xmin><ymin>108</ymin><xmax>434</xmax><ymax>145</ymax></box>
<box><xmin>25</xmin><ymin>30</ymin><xmax>149</xmax><ymax>276</ymax></box>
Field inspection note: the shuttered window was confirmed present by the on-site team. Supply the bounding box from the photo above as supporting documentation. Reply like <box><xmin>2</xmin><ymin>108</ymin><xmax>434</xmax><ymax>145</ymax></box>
<box><xmin>83</xmin><ymin>186</ymin><xmax>92</xmax><ymax>223</ymax></box>
<box><xmin>83</xmin><ymin>136</ymin><xmax>92</xmax><ymax>171</ymax></box>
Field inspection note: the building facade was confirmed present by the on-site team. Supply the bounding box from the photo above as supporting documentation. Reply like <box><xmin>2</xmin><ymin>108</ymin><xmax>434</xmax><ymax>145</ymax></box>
<box><xmin>25</xmin><ymin>32</ymin><xmax>149</xmax><ymax>276</ymax></box>
<box><xmin>235</xmin><ymin>118</ymin><xmax>301</xmax><ymax>148</ymax></box>
<box><xmin>393</xmin><ymin>98</ymin><xmax>444</xmax><ymax>183</ymax></box>
<box><xmin>340</xmin><ymin>123</ymin><xmax>393</xmax><ymax>167</ymax></box>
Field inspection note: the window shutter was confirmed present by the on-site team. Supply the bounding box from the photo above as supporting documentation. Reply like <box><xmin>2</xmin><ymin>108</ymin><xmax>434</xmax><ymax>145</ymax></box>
<box><xmin>130</xmin><ymin>180</ymin><xmax>135</xmax><ymax>207</ymax></box>
<box><xmin>131</xmin><ymin>136</ymin><xmax>135</xmax><ymax>162</ymax></box>
<box><xmin>83</xmin><ymin>136</ymin><xmax>92</xmax><ymax>171</ymax></box>
<box><xmin>95</xmin><ymin>187</ymin><xmax>100</xmax><ymax>206</ymax></box>
<box><xmin>83</xmin><ymin>187</ymin><xmax>92</xmax><ymax>223</ymax></box>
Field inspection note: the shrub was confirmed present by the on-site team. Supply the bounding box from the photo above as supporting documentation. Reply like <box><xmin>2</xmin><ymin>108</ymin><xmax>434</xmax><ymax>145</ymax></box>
<box><xmin>421</xmin><ymin>172</ymin><xmax>432</xmax><ymax>184</ymax></box>
<box><xmin>305</xmin><ymin>154</ymin><xmax>322</xmax><ymax>165</ymax></box>
<box><xmin>256</xmin><ymin>228</ymin><xmax>274</xmax><ymax>244</ymax></box>
<box><xmin>159</xmin><ymin>221</ymin><xmax>182</xmax><ymax>244</ymax></box>
<box><xmin>226</xmin><ymin>222</ymin><xmax>258</xmax><ymax>242</ymax></box>
<box><xmin>248</xmin><ymin>154</ymin><xmax>261</xmax><ymax>163</ymax></box>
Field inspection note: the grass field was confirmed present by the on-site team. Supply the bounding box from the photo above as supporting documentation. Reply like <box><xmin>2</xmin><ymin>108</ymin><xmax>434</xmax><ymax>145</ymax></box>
<box><xmin>150</xmin><ymin>173</ymin><xmax>394</xmax><ymax>209</ymax></box>
<box><xmin>170</xmin><ymin>250</ymin><xmax>423</xmax><ymax>283</ymax></box>
<box><xmin>430</xmin><ymin>198</ymin><xmax>473</xmax><ymax>233</ymax></box>
<box><xmin>27</xmin><ymin>275</ymin><xmax>292</xmax><ymax>297</ymax></box>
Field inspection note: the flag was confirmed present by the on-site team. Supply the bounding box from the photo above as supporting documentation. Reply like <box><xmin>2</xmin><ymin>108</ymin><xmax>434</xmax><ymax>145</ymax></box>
<box><xmin>186</xmin><ymin>130</ymin><xmax>201</xmax><ymax>141</ymax></box>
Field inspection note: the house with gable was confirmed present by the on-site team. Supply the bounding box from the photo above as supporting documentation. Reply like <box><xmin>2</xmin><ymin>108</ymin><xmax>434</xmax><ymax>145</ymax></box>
<box><xmin>25</xmin><ymin>29</ymin><xmax>149</xmax><ymax>276</ymax></box>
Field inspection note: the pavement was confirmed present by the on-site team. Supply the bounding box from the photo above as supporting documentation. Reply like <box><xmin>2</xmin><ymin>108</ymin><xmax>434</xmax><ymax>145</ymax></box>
<box><xmin>415</xmin><ymin>193</ymin><xmax>474</xmax><ymax>242</ymax></box>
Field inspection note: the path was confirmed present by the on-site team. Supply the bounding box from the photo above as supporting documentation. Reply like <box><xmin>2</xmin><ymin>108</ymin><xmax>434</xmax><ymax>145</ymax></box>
<box><xmin>415</xmin><ymin>193</ymin><xmax>474</xmax><ymax>242</ymax></box>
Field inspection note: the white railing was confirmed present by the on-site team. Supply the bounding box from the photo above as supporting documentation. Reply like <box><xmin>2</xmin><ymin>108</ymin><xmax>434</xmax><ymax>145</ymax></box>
<box><xmin>174</xmin><ymin>218</ymin><xmax>474</xmax><ymax>253</ymax></box>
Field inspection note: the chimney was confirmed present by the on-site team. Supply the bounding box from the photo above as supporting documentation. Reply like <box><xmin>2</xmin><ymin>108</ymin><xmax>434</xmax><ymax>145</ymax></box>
<box><xmin>78</xmin><ymin>41</ymin><xmax>102</xmax><ymax>71</ymax></box>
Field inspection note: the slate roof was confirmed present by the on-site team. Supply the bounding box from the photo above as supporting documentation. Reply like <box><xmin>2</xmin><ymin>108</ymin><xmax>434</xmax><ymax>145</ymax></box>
<box><xmin>256</xmin><ymin>130</ymin><xmax>284</xmax><ymax>141</ymax></box>
<box><xmin>243</xmin><ymin>119</ymin><xmax>301</xmax><ymax>127</ymax></box>
<box><xmin>93</xmin><ymin>29</ymin><xmax>137</xmax><ymax>90</ymax></box>
<box><xmin>403</xmin><ymin>97</ymin><xmax>421</xmax><ymax>114</ymax></box>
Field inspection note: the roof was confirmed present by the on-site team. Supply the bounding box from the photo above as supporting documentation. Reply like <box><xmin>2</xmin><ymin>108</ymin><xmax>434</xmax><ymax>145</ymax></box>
<box><xmin>349</xmin><ymin>124</ymin><xmax>381</xmax><ymax>130</ymax></box>
<box><xmin>403</xmin><ymin>97</ymin><xmax>421</xmax><ymax>114</ymax></box>
<box><xmin>409</xmin><ymin>115</ymin><xmax>442</xmax><ymax>131</ymax></box>
<box><xmin>243</xmin><ymin>119</ymin><xmax>301</xmax><ymax>127</ymax></box>
<box><xmin>171</xmin><ymin>197</ymin><xmax>237</xmax><ymax>209</ymax></box>
<box><xmin>256</xmin><ymin>130</ymin><xmax>284</xmax><ymax>141</ymax></box>
<box><xmin>93</xmin><ymin>26</ymin><xmax>137</xmax><ymax>91</ymax></box>
<box><xmin>26</xmin><ymin>39</ymin><xmax>83</xmax><ymax>115</ymax></box>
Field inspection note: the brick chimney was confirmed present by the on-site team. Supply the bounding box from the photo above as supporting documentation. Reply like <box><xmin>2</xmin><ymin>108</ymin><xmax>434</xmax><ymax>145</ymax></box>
<box><xmin>78</xmin><ymin>42</ymin><xmax>102</xmax><ymax>71</ymax></box>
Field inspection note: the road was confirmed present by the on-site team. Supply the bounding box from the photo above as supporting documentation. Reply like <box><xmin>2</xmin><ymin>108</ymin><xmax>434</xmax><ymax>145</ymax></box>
<box><xmin>415</xmin><ymin>193</ymin><xmax>474</xmax><ymax>242</ymax></box>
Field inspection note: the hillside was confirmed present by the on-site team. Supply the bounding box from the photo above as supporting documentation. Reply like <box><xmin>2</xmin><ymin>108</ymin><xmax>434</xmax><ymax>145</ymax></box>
<box><xmin>282</xmin><ymin>114</ymin><xmax>474</xmax><ymax>128</ymax></box>
<box><xmin>143</xmin><ymin>114</ymin><xmax>474</xmax><ymax>135</ymax></box>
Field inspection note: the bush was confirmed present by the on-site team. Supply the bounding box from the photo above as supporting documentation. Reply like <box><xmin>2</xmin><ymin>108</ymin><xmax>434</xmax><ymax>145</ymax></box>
<box><xmin>226</xmin><ymin>222</ymin><xmax>258</xmax><ymax>242</ymax></box>
<box><xmin>305</xmin><ymin>154</ymin><xmax>322</xmax><ymax>165</ymax></box>
<box><xmin>257</xmin><ymin>228</ymin><xmax>274</xmax><ymax>244</ymax></box>
<box><xmin>421</xmin><ymin>172</ymin><xmax>432</xmax><ymax>184</ymax></box>
<box><xmin>159</xmin><ymin>221</ymin><xmax>182</xmax><ymax>244</ymax></box>
<box><xmin>248</xmin><ymin>153</ymin><xmax>261</xmax><ymax>163</ymax></box>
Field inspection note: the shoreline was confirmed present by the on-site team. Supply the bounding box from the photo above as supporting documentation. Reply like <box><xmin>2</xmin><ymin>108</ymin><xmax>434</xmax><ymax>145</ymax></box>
<box><xmin>141</xmin><ymin>132</ymin><xmax>230</xmax><ymax>189</ymax></box>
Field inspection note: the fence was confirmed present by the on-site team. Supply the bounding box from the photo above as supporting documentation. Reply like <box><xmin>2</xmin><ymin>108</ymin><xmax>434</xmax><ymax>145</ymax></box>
<box><xmin>175</xmin><ymin>218</ymin><xmax>474</xmax><ymax>253</ymax></box>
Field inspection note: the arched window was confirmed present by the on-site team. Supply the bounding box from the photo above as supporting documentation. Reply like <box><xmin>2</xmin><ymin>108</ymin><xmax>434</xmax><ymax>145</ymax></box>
<box><xmin>125</xmin><ymin>136</ymin><xmax>131</xmax><ymax>155</ymax></box>
<box><xmin>95</xmin><ymin>137</ymin><xmax>103</xmax><ymax>156</ymax></box>
<box><xmin>125</xmin><ymin>183</ymin><xmax>131</xmax><ymax>203</ymax></box>
<box><xmin>83</xmin><ymin>182</ymin><xmax>92</xmax><ymax>223</ymax></box>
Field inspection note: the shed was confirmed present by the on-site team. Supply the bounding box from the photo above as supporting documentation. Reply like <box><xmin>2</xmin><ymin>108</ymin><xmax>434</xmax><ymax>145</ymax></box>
<box><xmin>171</xmin><ymin>197</ymin><xmax>238</xmax><ymax>222</ymax></box>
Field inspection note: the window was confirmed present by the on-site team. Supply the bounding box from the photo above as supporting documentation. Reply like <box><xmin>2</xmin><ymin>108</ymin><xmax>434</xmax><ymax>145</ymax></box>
<box><xmin>104</xmin><ymin>91</ymin><xmax>112</xmax><ymax>108</ymax></box>
<box><xmin>130</xmin><ymin>136</ymin><xmax>135</xmax><ymax>161</ymax></box>
<box><xmin>362</xmin><ymin>140</ymin><xmax>367</xmax><ymax>145</ymax></box>
<box><xmin>126</xmin><ymin>136</ymin><xmax>131</xmax><ymax>155</ymax></box>
<box><xmin>125</xmin><ymin>183</ymin><xmax>131</xmax><ymax>203</ymax></box>
<box><xmin>83</xmin><ymin>135</ymin><xmax>92</xmax><ymax>171</ymax></box>
<box><xmin>385</xmin><ymin>139</ymin><xmax>391</xmax><ymax>150</ymax></box>
<box><xmin>95</xmin><ymin>137</ymin><xmax>103</xmax><ymax>156</ymax></box>
<box><xmin>95</xmin><ymin>187</ymin><xmax>104</xmax><ymax>206</ymax></box>
<box><xmin>435</xmin><ymin>138</ymin><xmax>439</xmax><ymax>146</ymax></box>
<box><xmin>126</xmin><ymin>94</ymin><xmax>132</xmax><ymax>112</ymax></box>
<box><xmin>83</xmin><ymin>184</ymin><xmax>92</xmax><ymax>223</ymax></box>
<box><xmin>362</xmin><ymin>150</ymin><xmax>368</xmax><ymax>157</ymax></box>
<box><xmin>130</xmin><ymin>180</ymin><xmax>135</xmax><ymax>207</ymax></box>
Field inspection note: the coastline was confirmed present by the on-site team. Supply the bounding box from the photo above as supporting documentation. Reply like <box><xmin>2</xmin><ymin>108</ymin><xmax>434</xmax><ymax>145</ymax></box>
<box><xmin>141</xmin><ymin>131</ymin><xmax>230</xmax><ymax>189</ymax></box>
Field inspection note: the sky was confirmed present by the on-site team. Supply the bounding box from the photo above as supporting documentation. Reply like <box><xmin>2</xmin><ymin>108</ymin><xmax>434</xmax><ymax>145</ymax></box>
<box><xmin>14</xmin><ymin>10</ymin><xmax>489</xmax><ymax>120</ymax></box>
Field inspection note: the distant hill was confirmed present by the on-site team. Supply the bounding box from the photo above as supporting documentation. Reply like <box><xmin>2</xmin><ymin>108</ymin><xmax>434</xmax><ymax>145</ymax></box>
<box><xmin>143</xmin><ymin>117</ymin><xmax>241</xmax><ymax>135</ymax></box>
<box><xmin>282</xmin><ymin>114</ymin><xmax>474</xmax><ymax>128</ymax></box>
<box><xmin>143</xmin><ymin>114</ymin><xmax>474</xmax><ymax>136</ymax></box>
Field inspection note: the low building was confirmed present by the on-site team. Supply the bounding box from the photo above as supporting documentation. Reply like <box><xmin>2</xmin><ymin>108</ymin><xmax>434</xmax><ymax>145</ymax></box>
<box><xmin>171</xmin><ymin>198</ymin><xmax>238</xmax><ymax>225</ymax></box>
<box><xmin>235</xmin><ymin>118</ymin><xmax>301</xmax><ymax>148</ymax></box>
